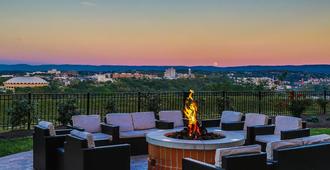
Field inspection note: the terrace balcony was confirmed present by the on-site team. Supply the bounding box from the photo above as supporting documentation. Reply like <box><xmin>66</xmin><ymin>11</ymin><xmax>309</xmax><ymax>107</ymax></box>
<box><xmin>0</xmin><ymin>91</ymin><xmax>329</xmax><ymax>170</ymax></box>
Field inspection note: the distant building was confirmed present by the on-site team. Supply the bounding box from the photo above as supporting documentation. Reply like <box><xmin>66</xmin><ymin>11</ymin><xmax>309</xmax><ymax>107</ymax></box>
<box><xmin>91</xmin><ymin>74</ymin><xmax>113</xmax><ymax>83</ymax></box>
<box><xmin>164</xmin><ymin>68</ymin><xmax>176</xmax><ymax>79</ymax></box>
<box><xmin>48</xmin><ymin>69</ymin><xmax>61</xmax><ymax>75</ymax></box>
<box><xmin>111</xmin><ymin>72</ymin><xmax>158</xmax><ymax>79</ymax></box>
<box><xmin>0</xmin><ymin>75</ymin><xmax>14</xmax><ymax>78</ymax></box>
<box><xmin>3</xmin><ymin>76</ymin><xmax>49</xmax><ymax>90</ymax></box>
<box><xmin>176</xmin><ymin>68</ymin><xmax>195</xmax><ymax>79</ymax></box>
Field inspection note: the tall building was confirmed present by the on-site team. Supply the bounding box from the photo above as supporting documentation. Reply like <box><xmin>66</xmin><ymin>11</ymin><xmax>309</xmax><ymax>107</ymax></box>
<box><xmin>164</xmin><ymin>68</ymin><xmax>176</xmax><ymax>79</ymax></box>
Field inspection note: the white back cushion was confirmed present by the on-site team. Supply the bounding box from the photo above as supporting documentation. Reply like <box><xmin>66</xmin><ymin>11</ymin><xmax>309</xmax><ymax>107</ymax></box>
<box><xmin>221</xmin><ymin>111</ymin><xmax>243</xmax><ymax>123</ymax></box>
<box><xmin>159</xmin><ymin>110</ymin><xmax>184</xmax><ymax>127</ymax></box>
<box><xmin>131</xmin><ymin>112</ymin><xmax>156</xmax><ymax>130</ymax></box>
<box><xmin>274</xmin><ymin>116</ymin><xmax>302</xmax><ymax>135</ymax></box>
<box><xmin>38</xmin><ymin>121</ymin><xmax>56</xmax><ymax>136</ymax></box>
<box><xmin>70</xmin><ymin>130</ymin><xmax>95</xmax><ymax>148</ymax></box>
<box><xmin>266</xmin><ymin>139</ymin><xmax>303</xmax><ymax>160</ymax></box>
<box><xmin>106</xmin><ymin>113</ymin><xmax>134</xmax><ymax>132</ymax></box>
<box><xmin>300</xmin><ymin>134</ymin><xmax>330</xmax><ymax>145</ymax></box>
<box><xmin>215</xmin><ymin>144</ymin><xmax>261</xmax><ymax>168</ymax></box>
<box><xmin>72</xmin><ymin>115</ymin><xmax>101</xmax><ymax>133</ymax></box>
<box><xmin>244</xmin><ymin>113</ymin><xmax>268</xmax><ymax>131</ymax></box>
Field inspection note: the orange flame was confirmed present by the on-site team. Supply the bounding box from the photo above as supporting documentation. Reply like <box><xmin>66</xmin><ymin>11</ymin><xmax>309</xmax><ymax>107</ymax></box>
<box><xmin>183</xmin><ymin>89</ymin><xmax>201</xmax><ymax>138</ymax></box>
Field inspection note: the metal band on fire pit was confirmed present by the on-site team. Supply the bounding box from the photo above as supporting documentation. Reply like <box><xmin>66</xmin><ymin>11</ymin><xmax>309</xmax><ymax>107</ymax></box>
<box><xmin>146</xmin><ymin>128</ymin><xmax>245</xmax><ymax>150</ymax></box>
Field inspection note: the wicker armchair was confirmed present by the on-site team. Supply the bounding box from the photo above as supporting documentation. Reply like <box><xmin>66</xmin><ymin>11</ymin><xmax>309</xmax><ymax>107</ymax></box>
<box><xmin>33</xmin><ymin>121</ymin><xmax>71</xmax><ymax>170</ymax></box>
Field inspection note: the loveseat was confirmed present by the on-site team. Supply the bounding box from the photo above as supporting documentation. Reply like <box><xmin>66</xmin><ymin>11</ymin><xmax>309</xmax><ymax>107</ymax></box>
<box><xmin>105</xmin><ymin>111</ymin><xmax>172</xmax><ymax>155</ymax></box>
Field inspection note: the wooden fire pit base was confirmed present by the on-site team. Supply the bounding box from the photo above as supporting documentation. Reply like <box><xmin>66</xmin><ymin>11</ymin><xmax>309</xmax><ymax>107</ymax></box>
<box><xmin>148</xmin><ymin>144</ymin><xmax>215</xmax><ymax>170</ymax></box>
<box><xmin>146</xmin><ymin>128</ymin><xmax>245</xmax><ymax>170</ymax></box>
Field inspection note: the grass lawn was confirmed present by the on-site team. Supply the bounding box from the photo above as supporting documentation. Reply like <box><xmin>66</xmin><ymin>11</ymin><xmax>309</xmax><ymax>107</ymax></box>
<box><xmin>0</xmin><ymin>128</ymin><xmax>330</xmax><ymax>158</ymax></box>
<box><xmin>310</xmin><ymin>128</ymin><xmax>330</xmax><ymax>135</ymax></box>
<box><xmin>0</xmin><ymin>137</ymin><xmax>32</xmax><ymax>157</ymax></box>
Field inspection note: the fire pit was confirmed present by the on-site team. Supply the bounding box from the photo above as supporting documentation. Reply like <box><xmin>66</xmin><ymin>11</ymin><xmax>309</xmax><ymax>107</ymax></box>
<box><xmin>146</xmin><ymin>90</ymin><xmax>245</xmax><ymax>170</ymax></box>
<box><xmin>147</xmin><ymin>129</ymin><xmax>245</xmax><ymax>170</ymax></box>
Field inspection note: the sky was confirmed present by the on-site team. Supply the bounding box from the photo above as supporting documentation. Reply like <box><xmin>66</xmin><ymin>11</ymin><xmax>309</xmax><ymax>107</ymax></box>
<box><xmin>0</xmin><ymin>0</ymin><xmax>329</xmax><ymax>66</ymax></box>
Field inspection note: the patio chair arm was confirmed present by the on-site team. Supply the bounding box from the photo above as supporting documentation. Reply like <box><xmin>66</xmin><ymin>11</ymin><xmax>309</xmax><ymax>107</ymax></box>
<box><xmin>44</xmin><ymin>135</ymin><xmax>67</xmax><ymax>149</ymax></box>
<box><xmin>221</xmin><ymin>122</ymin><xmax>244</xmax><ymax>131</ymax></box>
<box><xmin>247</xmin><ymin>125</ymin><xmax>275</xmax><ymax>144</ymax></box>
<box><xmin>281</xmin><ymin>128</ymin><xmax>310</xmax><ymax>140</ymax></box>
<box><xmin>81</xmin><ymin>144</ymin><xmax>131</xmax><ymax>170</ymax></box>
<box><xmin>101</xmin><ymin>123</ymin><xmax>119</xmax><ymax>143</ymax></box>
<box><xmin>55</xmin><ymin>129</ymin><xmax>72</xmax><ymax>135</ymax></box>
<box><xmin>66</xmin><ymin>125</ymin><xmax>85</xmax><ymax>131</ymax></box>
<box><xmin>182</xmin><ymin>158</ymin><xmax>223</xmax><ymax>170</ymax></box>
<box><xmin>267</xmin><ymin>117</ymin><xmax>273</xmax><ymax>125</ymax></box>
<box><xmin>156</xmin><ymin>120</ymin><xmax>174</xmax><ymax>129</ymax></box>
<box><xmin>302</xmin><ymin>121</ymin><xmax>307</xmax><ymax>128</ymax></box>
<box><xmin>201</xmin><ymin>119</ymin><xmax>220</xmax><ymax>128</ymax></box>
<box><xmin>222</xmin><ymin>153</ymin><xmax>267</xmax><ymax>170</ymax></box>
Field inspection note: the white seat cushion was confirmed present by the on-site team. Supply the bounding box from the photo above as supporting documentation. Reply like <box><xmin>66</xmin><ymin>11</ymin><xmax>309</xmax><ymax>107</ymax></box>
<box><xmin>274</xmin><ymin>116</ymin><xmax>302</xmax><ymax>135</ymax></box>
<box><xmin>106</xmin><ymin>113</ymin><xmax>134</xmax><ymax>132</ymax></box>
<box><xmin>244</xmin><ymin>113</ymin><xmax>268</xmax><ymax>131</ymax></box>
<box><xmin>141</xmin><ymin>129</ymin><xmax>164</xmax><ymax>136</ymax></box>
<box><xmin>70</xmin><ymin>130</ymin><xmax>95</xmax><ymax>148</ymax></box>
<box><xmin>72</xmin><ymin>115</ymin><xmax>101</xmax><ymax>133</ymax></box>
<box><xmin>92</xmin><ymin>133</ymin><xmax>112</xmax><ymax>141</ymax></box>
<box><xmin>256</xmin><ymin>134</ymin><xmax>281</xmax><ymax>143</ymax></box>
<box><xmin>120</xmin><ymin>130</ymin><xmax>145</xmax><ymax>138</ymax></box>
<box><xmin>38</xmin><ymin>121</ymin><xmax>56</xmax><ymax>136</ymax></box>
<box><xmin>159</xmin><ymin>110</ymin><xmax>184</xmax><ymax>127</ymax></box>
<box><xmin>215</xmin><ymin>144</ymin><xmax>261</xmax><ymax>168</ymax></box>
<box><xmin>266</xmin><ymin>139</ymin><xmax>303</xmax><ymax>160</ymax></box>
<box><xmin>131</xmin><ymin>112</ymin><xmax>156</xmax><ymax>130</ymax></box>
<box><xmin>231</xmin><ymin>130</ymin><xmax>246</xmax><ymax>138</ymax></box>
<box><xmin>300</xmin><ymin>134</ymin><xmax>330</xmax><ymax>145</ymax></box>
<box><xmin>221</xmin><ymin>111</ymin><xmax>243</xmax><ymax>123</ymax></box>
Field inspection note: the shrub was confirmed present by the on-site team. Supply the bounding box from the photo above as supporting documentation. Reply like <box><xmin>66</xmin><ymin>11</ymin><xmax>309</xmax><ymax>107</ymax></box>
<box><xmin>145</xmin><ymin>94</ymin><xmax>162</xmax><ymax>114</ymax></box>
<box><xmin>7</xmin><ymin>99</ymin><xmax>35</xmax><ymax>129</ymax></box>
<box><xmin>306</xmin><ymin>116</ymin><xmax>319</xmax><ymax>123</ymax></box>
<box><xmin>288</xmin><ymin>91</ymin><xmax>312</xmax><ymax>117</ymax></box>
<box><xmin>316</xmin><ymin>99</ymin><xmax>328</xmax><ymax>114</ymax></box>
<box><xmin>104</xmin><ymin>100</ymin><xmax>117</xmax><ymax>113</ymax></box>
<box><xmin>57</xmin><ymin>99</ymin><xmax>79</xmax><ymax>126</ymax></box>
<box><xmin>274</xmin><ymin>100</ymin><xmax>288</xmax><ymax>114</ymax></box>
<box><xmin>216</xmin><ymin>96</ymin><xmax>234</xmax><ymax>113</ymax></box>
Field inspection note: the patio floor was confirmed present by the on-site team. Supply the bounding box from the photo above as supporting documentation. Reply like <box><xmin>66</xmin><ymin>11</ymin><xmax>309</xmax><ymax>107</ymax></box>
<box><xmin>0</xmin><ymin>151</ymin><xmax>148</xmax><ymax>170</ymax></box>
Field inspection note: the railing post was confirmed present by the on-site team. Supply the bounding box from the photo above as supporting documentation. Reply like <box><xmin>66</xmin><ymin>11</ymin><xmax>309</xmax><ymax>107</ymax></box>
<box><xmin>324</xmin><ymin>90</ymin><xmax>327</xmax><ymax>114</ymax></box>
<box><xmin>86</xmin><ymin>92</ymin><xmax>90</xmax><ymax>115</ymax></box>
<box><xmin>27</xmin><ymin>93</ymin><xmax>32</xmax><ymax>130</ymax></box>
<box><xmin>222</xmin><ymin>91</ymin><xmax>226</xmax><ymax>110</ymax></box>
<box><xmin>182</xmin><ymin>91</ymin><xmax>186</xmax><ymax>109</ymax></box>
<box><xmin>258</xmin><ymin>91</ymin><xmax>262</xmax><ymax>114</ymax></box>
<box><xmin>138</xmin><ymin>92</ymin><xmax>141</xmax><ymax>112</ymax></box>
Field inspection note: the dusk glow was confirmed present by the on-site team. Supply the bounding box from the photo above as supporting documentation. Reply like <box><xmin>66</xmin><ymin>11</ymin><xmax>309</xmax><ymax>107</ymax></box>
<box><xmin>0</xmin><ymin>0</ymin><xmax>329</xmax><ymax>66</ymax></box>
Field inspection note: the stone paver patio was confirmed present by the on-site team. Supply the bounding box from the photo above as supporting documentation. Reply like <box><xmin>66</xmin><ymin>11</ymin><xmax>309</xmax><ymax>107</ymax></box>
<box><xmin>0</xmin><ymin>151</ymin><xmax>148</xmax><ymax>170</ymax></box>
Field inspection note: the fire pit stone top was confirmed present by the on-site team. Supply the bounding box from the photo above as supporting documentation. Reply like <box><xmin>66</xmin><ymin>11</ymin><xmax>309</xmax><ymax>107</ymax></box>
<box><xmin>146</xmin><ymin>128</ymin><xmax>245</xmax><ymax>150</ymax></box>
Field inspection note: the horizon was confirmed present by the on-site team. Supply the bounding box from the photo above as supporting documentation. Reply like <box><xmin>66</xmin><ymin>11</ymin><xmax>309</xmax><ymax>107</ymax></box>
<box><xmin>1</xmin><ymin>0</ymin><xmax>330</xmax><ymax>66</ymax></box>
<box><xmin>1</xmin><ymin>63</ymin><xmax>330</xmax><ymax>67</ymax></box>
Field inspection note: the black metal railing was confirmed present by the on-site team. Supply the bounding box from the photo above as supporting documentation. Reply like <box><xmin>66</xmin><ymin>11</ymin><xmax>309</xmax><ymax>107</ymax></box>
<box><xmin>0</xmin><ymin>91</ymin><xmax>329</xmax><ymax>130</ymax></box>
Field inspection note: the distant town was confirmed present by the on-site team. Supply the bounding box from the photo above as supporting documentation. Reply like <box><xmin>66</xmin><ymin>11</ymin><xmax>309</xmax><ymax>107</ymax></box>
<box><xmin>0</xmin><ymin>66</ymin><xmax>329</xmax><ymax>93</ymax></box>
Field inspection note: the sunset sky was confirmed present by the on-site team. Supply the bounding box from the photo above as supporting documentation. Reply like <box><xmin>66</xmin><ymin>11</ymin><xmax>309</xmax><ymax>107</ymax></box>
<box><xmin>0</xmin><ymin>0</ymin><xmax>329</xmax><ymax>66</ymax></box>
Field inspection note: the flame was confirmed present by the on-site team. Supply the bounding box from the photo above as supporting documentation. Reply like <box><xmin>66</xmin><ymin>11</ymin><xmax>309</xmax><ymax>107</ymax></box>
<box><xmin>183</xmin><ymin>89</ymin><xmax>201</xmax><ymax>138</ymax></box>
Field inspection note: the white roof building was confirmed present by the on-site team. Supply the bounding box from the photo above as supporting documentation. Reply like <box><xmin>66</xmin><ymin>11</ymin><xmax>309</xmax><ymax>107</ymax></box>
<box><xmin>3</xmin><ymin>76</ymin><xmax>49</xmax><ymax>90</ymax></box>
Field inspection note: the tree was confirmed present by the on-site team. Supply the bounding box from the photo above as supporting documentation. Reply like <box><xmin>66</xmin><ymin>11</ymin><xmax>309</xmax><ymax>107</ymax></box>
<box><xmin>104</xmin><ymin>99</ymin><xmax>117</xmax><ymax>113</ymax></box>
<box><xmin>7</xmin><ymin>99</ymin><xmax>35</xmax><ymax>129</ymax></box>
<box><xmin>57</xmin><ymin>99</ymin><xmax>79</xmax><ymax>126</ymax></box>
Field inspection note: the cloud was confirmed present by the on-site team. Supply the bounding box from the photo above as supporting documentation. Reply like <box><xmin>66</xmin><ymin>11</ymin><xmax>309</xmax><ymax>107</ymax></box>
<box><xmin>80</xmin><ymin>1</ymin><xmax>97</xmax><ymax>7</ymax></box>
